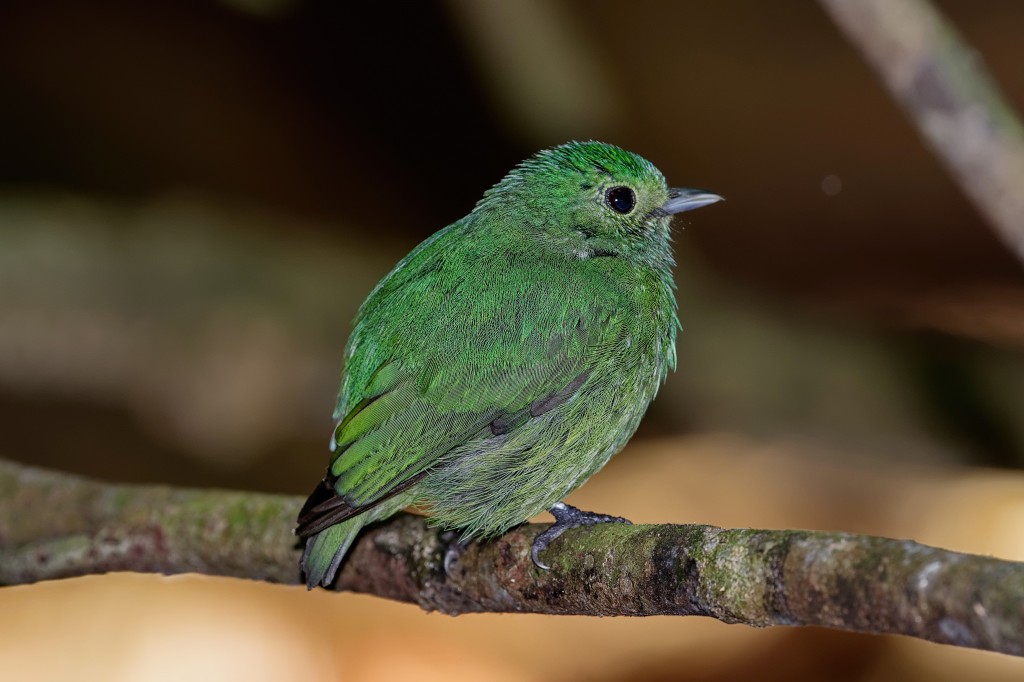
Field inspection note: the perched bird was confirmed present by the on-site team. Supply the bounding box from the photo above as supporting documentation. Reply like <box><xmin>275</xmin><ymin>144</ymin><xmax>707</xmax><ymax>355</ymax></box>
<box><xmin>296</xmin><ymin>141</ymin><xmax>721</xmax><ymax>588</ymax></box>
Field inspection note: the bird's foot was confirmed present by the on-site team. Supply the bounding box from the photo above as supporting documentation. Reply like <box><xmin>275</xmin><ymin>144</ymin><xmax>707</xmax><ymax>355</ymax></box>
<box><xmin>441</xmin><ymin>531</ymin><xmax>469</xmax><ymax>579</ymax></box>
<box><xmin>531</xmin><ymin>502</ymin><xmax>632</xmax><ymax>570</ymax></box>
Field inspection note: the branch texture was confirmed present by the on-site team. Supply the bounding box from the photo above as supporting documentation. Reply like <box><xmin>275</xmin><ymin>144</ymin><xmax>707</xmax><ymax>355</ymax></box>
<box><xmin>1</xmin><ymin>459</ymin><xmax>1022</xmax><ymax>656</ymax></box>
<box><xmin>821</xmin><ymin>0</ymin><xmax>1024</xmax><ymax>263</ymax></box>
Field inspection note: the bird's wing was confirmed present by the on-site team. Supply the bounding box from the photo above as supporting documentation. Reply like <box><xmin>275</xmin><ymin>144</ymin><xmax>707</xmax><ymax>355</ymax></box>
<box><xmin>296</xmin><ymin>234</ymin><xmax>624</xmax><ymax>538</ymax></box>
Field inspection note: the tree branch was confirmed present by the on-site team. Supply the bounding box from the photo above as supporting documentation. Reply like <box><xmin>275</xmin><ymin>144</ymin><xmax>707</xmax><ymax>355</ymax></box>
<box><xmin>820</xmin><ymin>0</ymin><xmax>1024</xmax><ymax>263</ymax></box>
<box><xmin>1</xmin><ymin>458</ymin><xmax>1022</xmax><ymax>656</ymax></box>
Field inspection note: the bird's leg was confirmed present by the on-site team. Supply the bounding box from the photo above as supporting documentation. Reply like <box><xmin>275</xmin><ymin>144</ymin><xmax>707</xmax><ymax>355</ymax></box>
<box><xmin>441</xmin><ymin>530</ymin><xmax>469</xmax><ymax>579</ymax></box>
<box><xmin>531</xmin><ymin>502</ymin><xmax>632</xmax><ymax>570</ymax></box>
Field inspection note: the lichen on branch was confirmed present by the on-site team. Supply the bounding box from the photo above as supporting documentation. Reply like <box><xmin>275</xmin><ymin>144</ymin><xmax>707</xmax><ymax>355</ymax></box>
<box><xmin>1</xmin><ymin>458</ymin><xmax>1022</xmax><ymax>657</ymax></box>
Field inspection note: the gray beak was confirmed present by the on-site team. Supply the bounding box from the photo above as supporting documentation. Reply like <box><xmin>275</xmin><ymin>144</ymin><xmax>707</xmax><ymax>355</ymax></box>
<box><xmin>660</xmin><ymin>188</ymin><xmax>724</xmax><ymax>215</ymax></box>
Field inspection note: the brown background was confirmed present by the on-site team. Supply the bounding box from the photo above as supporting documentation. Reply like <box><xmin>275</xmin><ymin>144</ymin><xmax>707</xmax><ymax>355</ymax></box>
<box><xmin>1</xmin><ymin>1</ymin><xmax>1023</xmax><ymax>680</ymax></box>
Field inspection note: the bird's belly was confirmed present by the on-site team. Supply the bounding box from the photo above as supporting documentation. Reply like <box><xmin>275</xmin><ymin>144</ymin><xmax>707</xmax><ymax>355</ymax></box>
<box><xmin>415</xmin><ymin>358</ymin><xmax>662</xmax><ymax>539</ymax></box>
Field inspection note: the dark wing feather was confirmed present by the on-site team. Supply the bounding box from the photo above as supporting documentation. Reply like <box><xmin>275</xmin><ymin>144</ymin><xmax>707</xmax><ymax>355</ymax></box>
<box><xmin>295</xmin><ymin>467</ymin><xmax>432</xmax><ymax>538</ymax></box>
<box><xmin>295</xmin><ymin>478</ymin><xmax>358</xmax><ymax>537</ymax></box>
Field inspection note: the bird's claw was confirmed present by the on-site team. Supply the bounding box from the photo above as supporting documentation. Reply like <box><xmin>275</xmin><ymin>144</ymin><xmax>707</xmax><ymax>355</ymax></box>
<box><xmin>442</xmin><ymin>532</ymin><xmax>469</xmax><ymax>579</ymax></box>
<box><xmin>531</xmin><ymin>502</ymin><xmax>632</xmax><ymax>570</ymax></box>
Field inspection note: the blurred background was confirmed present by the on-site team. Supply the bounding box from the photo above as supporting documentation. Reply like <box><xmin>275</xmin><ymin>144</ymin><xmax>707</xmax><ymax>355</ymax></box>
<box><xmin>2</xmin><ymin>0</ymin><xmax>1024</xmax><ymax>680</ymax></box>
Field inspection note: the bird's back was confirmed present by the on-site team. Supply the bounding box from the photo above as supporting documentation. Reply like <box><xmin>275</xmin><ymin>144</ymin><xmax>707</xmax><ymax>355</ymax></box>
<box><xmin>325</xmin><ymin>216</ymin><xmax>677</xmax><ymax>536</ymax></box>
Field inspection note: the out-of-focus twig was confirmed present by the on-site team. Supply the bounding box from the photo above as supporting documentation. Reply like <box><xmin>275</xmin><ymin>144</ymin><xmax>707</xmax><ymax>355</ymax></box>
<box><xmin>2</xmin><ymin>458</ymin><xmax>1024</xmax><ymax>656</ymax></box>
<box><xmin>821</xmin><ymin>0</ymin><xmax>1024</xmax><ymax>263</ymax></box>
<box><xmin>446</xmin><ymin>0</ymin><xmax>619</xmax><ymax>141</ymax></box>
<box><xmin>0</xmin><ymin>195</ymin><xmax>394</xmax><ymax>463</ymax></box>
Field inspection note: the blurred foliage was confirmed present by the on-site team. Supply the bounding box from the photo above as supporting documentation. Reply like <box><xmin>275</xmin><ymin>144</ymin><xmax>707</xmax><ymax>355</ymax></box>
<box><xmin>1</xmin><ymin>0</ymin><xmax>1023</xmax><ymax>680</ymax></box>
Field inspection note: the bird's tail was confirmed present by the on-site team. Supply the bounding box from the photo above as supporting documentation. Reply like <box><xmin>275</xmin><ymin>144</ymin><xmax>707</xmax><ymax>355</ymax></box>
<box><xmin>301</xmin><ymin>518</ymin><xmax>363</xmax><ymax>589</ymax></box>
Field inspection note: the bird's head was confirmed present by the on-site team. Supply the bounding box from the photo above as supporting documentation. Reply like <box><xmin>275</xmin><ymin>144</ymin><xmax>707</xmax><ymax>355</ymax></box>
<box><xmin>475</xmin><ymin>141</ymin><xmax>721</xmax><ymax>266</ymax></box>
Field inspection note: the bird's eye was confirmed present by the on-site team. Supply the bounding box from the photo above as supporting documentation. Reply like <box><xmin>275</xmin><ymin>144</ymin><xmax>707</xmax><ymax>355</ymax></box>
<box><xmin>605</xmin><ymin>186</ymin><xmax>636</xmax><ymax>214</ymax></box>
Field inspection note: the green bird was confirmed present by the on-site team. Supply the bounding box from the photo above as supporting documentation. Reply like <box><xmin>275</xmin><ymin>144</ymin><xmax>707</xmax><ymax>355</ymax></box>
<box><xmin>296</xmin><ymin>141</ymin><xmax>721</xmax><ymax>588</ymax></box>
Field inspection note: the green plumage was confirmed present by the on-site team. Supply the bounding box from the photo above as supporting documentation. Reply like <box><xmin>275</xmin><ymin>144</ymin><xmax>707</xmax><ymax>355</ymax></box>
<box><xmin>296</xmin><ymin>141</ymin><xmax>720</xmax><ymax>588</ymax></box>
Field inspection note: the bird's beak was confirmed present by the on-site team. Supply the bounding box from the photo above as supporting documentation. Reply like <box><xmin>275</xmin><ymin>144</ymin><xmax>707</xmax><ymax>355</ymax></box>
<box><xmin>660</xmin><ymin>188</ymin><xmax>724</xmax><ymax>215</ymax></box>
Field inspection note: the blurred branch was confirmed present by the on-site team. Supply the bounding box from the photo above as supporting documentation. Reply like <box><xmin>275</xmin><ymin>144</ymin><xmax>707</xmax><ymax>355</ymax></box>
<box><xmin>821</xmin><ymin>0</ymin><xmax>1024</xmax><ymax>263</ymax></box>
<box><xmin>446</xmin><ymin>0</ymin><xmax>619</xmax><ymax>141</ymax></box>
<box><xmin>2</xmin><ymin>459</ymin><xmax>1023</xmax><ymax>656</ymax></box>
<box><xmin>5</xmin><ymin>194</ymin><xmax>1024</xmax><ymax>478</ymax></box>
<box><xmin>0</xmin><ymin>195</ymin><xmax>394</xmax><ymax>463</ymax></box>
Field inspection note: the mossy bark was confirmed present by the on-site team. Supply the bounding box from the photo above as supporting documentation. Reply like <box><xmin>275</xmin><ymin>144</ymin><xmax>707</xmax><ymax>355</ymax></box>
<box><xmin>1</xmin><ymin>459</ymin><xmax>1022</xmax><ymax>656</ymax></box>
